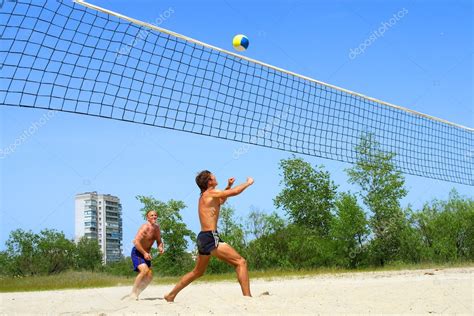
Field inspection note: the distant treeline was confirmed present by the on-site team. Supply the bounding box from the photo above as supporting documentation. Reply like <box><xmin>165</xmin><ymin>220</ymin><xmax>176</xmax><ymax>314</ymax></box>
<box><xmin>1</xmin><ymin>135</ymin><xmax>473</xmax><ymax>277</ymax></box>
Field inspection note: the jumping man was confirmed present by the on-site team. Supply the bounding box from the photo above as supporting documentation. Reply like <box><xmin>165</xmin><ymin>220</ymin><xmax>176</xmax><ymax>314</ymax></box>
<box><xmin>165</xmin><ymin>170</ymin><xmax>254</xmax><ymax>301</ymax></box>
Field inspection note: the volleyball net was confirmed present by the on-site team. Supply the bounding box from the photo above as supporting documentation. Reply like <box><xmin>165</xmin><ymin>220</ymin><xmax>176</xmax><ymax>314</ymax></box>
<box><xmin>1</xmin><ymin>0</ymin><xmax>472</xmax><ymax>185</ymax></box>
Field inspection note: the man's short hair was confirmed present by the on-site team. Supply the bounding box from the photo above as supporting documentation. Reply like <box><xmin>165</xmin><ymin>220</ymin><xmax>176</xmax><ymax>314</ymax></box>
<box><xmin>146</xmin><ymin>209</ymin><xmax>157</xmax><ymax>217</ymax></box>
<box><xmin>196</xmin><ymin>170</ymin><xmax>212</xmax><ymax>193</ymax></box>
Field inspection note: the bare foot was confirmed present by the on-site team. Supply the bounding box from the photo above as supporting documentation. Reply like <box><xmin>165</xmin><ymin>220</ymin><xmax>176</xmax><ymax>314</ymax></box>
<box><xmin>121</xmin><ymin>294</ymin><xmax>139</xmax><ymax>301</ymax></box>
<box><xmin>164</xmin><ymin>293</ymin><xmax>175</xmax><ymax>302</ymax></box>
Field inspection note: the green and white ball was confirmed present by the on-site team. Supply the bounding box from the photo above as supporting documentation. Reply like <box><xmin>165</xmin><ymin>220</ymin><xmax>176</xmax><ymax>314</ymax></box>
<box><xmin>232</xmin><ymin>34</ymin><xmax>249</xmax><ymax>52</ymax></box>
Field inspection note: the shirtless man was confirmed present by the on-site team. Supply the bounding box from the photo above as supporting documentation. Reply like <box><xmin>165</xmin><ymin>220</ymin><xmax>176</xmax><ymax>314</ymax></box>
<box><xmin>165</xmin><ymin>170</ymin><xmax>254</xmax><ymax>301</ymax></box>
<box><xmin>125</xmin><ymin>210</ymin><xmax>164</xmax><ymax>300</ymax></box>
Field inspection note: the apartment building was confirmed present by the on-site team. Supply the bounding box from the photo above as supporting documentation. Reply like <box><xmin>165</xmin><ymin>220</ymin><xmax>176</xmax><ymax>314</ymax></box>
<box><xmin>75</xmin><ymin>191</ymin><xmax>123</xmax><ymax>263</ymax></box>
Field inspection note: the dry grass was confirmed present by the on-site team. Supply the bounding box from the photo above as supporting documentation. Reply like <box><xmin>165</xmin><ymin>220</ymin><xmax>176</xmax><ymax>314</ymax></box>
<box><xmin>1</xmin><ymin>261</ymin><xmax>472</xmax><ymax>293</ymax></box>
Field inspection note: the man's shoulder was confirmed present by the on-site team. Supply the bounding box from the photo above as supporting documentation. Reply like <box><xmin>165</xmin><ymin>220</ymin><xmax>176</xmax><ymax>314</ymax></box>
<box><xmin>203</xmin><ymin>188</ymin><xmax>222</xmax><ymax>196</ymax></box>
<box><xmin>201</xmin><ymin>190</ymin><xmax>222</xmax><ymax>202</ymax></box>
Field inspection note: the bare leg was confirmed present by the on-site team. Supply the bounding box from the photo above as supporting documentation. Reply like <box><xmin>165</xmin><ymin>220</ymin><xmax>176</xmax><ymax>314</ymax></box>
<box><xmin>136</xmin><ymin>269</ymin><xmax>153</xmax><ymax>297</ymax></box>
<box><xmin>212</xmin><ymin>243</ymin><xmax>251</xmax><ymax>296</ymax></box>
<box><xmin>164</xmin><ymin>255</ymin><xmax>210</xmax><ymax>302</ymax></box>
<box><xmin>128</xmin><ymin>264</ymin><xmax>150</xmax><ymax>300</ymax></box>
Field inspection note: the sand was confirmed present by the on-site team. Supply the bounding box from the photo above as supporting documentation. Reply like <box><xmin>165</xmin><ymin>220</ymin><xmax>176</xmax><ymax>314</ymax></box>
<box><xmin>1</xmin><ymin>267</ymin><xmax>472</xmax><ymax>315</ymax></box>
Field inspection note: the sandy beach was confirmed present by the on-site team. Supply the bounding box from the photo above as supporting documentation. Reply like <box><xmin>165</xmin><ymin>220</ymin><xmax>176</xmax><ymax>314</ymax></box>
<box><xmin>1</xmin><ymin>267</ymin><xmax>472</xmax><ymax>315</ymax></box>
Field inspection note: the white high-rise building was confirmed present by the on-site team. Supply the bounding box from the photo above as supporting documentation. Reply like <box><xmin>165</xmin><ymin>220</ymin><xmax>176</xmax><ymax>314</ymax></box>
<box><xmin>75</xmin><ymin>191</ymin><xmax>123</xmax><ymax>264</ymax></box>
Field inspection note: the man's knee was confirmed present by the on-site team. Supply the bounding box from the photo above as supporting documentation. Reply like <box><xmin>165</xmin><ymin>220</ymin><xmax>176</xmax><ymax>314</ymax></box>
<box><xmin>138</xmin><ymin>265</ymin><xmax>150</xmax><ymax>275</ymax></box>
<box><xmin>147</xmin><ymin>269</ymin><xmax>153</xmax><ymax>278</ymax></box>
<box><xmin>238</xmin><ymin>257</ymin><xmax>247</xmax><ymax>268</ymax></box>
<box><xmin>192</xmin><ymin>267</ymin><xmax>206</xmax><ymax>278</ymax></box>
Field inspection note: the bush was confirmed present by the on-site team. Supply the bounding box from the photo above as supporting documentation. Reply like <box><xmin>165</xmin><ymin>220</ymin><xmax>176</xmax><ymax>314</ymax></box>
<box><xmin>152</xmin><ymin>249</ymin><xmax>195</xmax><ymax>276</ymax></box>
<box><xmin>75</xmin><ymin>237</ymin><xmax>102</xmax><ymax>271</ymax></box>
<box><xmin>246</xmin><ymin>226</ymin><xmax>291</xmax><ymax>270</ymax></box>
<box><xmin>3</xmin><ymin>229</ymin><xmax>75</xmax><ymax>276</ymax></box>
<box><xmin>247</xmin><ymin>224</ymin><xmax>336</xmax><ymax>270</ymax></box>
<box><xmin>413</xmin><ymin>191</ymin><xmax>474</xmax><ymax>262</ymax></box>
<box><xmin>103</xmin><ymin>257</ymin><xmax>135</xmax><ymax>277</ymax></box>
<box><xmin>330</xmin><ymin>192</ymin><xmax>369</xmax><ymax>268</ymax></box>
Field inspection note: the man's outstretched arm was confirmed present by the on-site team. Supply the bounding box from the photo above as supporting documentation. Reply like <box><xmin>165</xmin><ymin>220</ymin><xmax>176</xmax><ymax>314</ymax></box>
<box><xmin>220</xmin><ymin>177</ymin><xmax>235</xmax><ymax>204</ymax></box>
<box><xmin>210</xmin><ymin>177</ymin><xmax>254</xmax><ymax>199</ymax></box>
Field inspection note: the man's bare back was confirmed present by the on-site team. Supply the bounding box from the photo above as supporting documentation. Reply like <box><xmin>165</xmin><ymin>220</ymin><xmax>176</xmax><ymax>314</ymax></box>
<box><xmin>198</xmin><ymin>192</ymin><xmax>222</xmax><ymax>231</ymax></box>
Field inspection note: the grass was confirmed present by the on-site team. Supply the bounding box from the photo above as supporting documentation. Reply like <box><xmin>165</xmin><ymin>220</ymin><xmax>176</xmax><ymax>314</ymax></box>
<box><xmin>200</xmin><ymin>261</ymin><xmax>474</xmax><ymax>282</ymax></box>
<box><xmin>0</xmin><ymin>270</ymin><xmax>189</xmax><ymax>293</ymax></box>
<box><xmin>0</xmin><ymin>271</ymin><xmax>132</xmax><ymax>293</ymax></box>
<box><xmin>1</xmin><ymin>261</ymin><xmax>473</xmax><ymax>293</ymax></box>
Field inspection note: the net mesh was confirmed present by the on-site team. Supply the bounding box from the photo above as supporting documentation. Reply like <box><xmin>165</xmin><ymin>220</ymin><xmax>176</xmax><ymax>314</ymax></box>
<box><xmin>1</xmin><ymin>0</ymin><xmax>472</xmax><ymax>185</ymax></box>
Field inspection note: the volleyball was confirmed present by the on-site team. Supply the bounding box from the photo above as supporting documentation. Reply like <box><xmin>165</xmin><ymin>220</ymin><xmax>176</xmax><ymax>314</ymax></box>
<box><xmin>232</xmin><ymin>34</ymin><xmax>249</xmax><ymax>51</ymax></box>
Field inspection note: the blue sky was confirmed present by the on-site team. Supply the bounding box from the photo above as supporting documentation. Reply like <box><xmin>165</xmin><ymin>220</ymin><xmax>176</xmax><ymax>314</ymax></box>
<box><xmin>1</xmin><ymin>0</ymin><xmax>472</xmax><ymax>254</ymax></box>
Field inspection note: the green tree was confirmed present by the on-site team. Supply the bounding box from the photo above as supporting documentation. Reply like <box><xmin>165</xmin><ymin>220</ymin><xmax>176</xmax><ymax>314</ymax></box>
<box><xmin>413</xmin><ymin>190</ymin><xmax>474</xmax><ymax>261</ymax></box>
<box><xmin>246</xmin><ymin>226</ymin><xmax>292</xmax><ymax>270</ymax></box>
<box><xmin>443</xmin><ymin>190</ymin><xmax>474</xmax><ymax>259</ymax></box>
<box><xmin>274</xmin><ymin>157</ymin><xmax>338</xmax><ymax>236</ymax></box>
<box><xmin>331</xmin><ymin>192</ymin><xmax>369</xmax><ymax>267</ymax></box>
<box><xmin>346</xmin><ymin>134</ymin><xmax>407</xmax><ymax>265</ymax></box>
<box><xmin>247</xmin><ymin>223</ymin><xmax>335</xmax><ymax>270</ymax></box>
<box><xmin>136</xmin><ymin>196</ymin><xmax>196</xmax><ymax>276</ymax></box>
<box><xmin>3</xmin><ymin>229</ymin><xmax>75</xmax><ymax>276</ymax></box>
<box><xmin>286</xmin><ymin>224</ymin><xmax>335</xmax><ymax>268</ymax></box>
<box><xmin>36</xmin><ymin>229</ymin><xmax>76</xmax><ymax>274</ymax></box>
<box><xmin>246</xmin><ymin>207</ymin><xmax>285</xmax><ymax>240</ymax></box>
<box><xmin>4</xmin><ymin>229</ymin><xmax>40</xmax><ymax>276</ymax></box>
<box><xmin>104</xmin><ymin>257</ymin><xmax>135</xmax><ymax>277</ymax></box>
<box><xmin>0</xmin><ymin>250</ymin><xmax>12</xmax><ymax>276</ymax></box>
<box><xmin>244</xmin><ymin>208</ymin><xmax>287</xmax><ymax>270</ymax></box>
<box><xmin>207</xmin><ymin>205</ymin><xmax>247</xmax><ymax>273</ymax></box>
<box><xmin>75</xmin><ymin>236</ymin><xmax>103</xmax><ymax>271</ymax></box>
<box><xmin>397</xmin><ymin>206</ymin><xmax>427</xmax><ymax>263</ymax></box>
<box><xmin>218</xmin><ymin>205</ymin><xmax>246</xmax><ymax>252</ymax></box>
